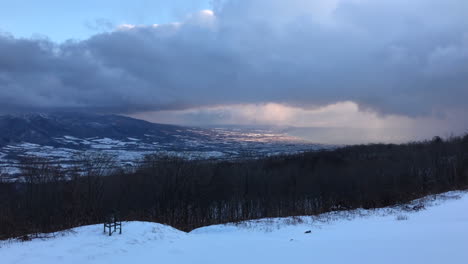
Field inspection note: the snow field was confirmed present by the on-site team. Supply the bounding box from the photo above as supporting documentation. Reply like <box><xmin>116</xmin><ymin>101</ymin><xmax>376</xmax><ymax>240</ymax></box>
<box><xmin>2</xmin><ymin>191</ymin><xmax>468</xmax><ymax>264</ymax></box>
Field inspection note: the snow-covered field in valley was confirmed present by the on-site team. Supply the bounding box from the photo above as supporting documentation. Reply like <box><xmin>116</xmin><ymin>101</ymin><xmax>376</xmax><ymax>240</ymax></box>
<box><xmin>2</xmin><ymin>191</ymin><xmax>468</xmax><ymax>264</ymax></box>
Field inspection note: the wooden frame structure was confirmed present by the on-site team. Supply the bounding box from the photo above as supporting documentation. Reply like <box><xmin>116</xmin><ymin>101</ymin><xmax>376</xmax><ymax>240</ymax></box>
<box><xmin>103</xmin><ymin>213</ymin><xmax>122</xmax><ymax>236</ymax></box>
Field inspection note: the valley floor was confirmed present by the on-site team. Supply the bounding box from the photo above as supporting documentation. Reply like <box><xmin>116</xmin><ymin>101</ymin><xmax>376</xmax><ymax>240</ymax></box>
<box><xmin>2</xmin><ymin>191</ymin><xmax>468</xmax><ymax>264</ymax></box>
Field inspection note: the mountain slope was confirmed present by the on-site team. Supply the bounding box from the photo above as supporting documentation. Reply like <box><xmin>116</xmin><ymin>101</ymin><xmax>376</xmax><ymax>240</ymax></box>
<box><xmin>0</xmin><ymin>113</ymin><xmax>209</xmax><ymax>147</ymax></box>
<box><xmin>0</xmin><ymin>113</ymin><xmax>325</xmax><ymax>176</ymax></box>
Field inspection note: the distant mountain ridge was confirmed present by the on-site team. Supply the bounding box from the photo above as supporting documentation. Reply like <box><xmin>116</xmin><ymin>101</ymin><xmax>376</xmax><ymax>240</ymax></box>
<box><xmin>0</xmin><ymin>112</ymin><xmax>208</xmax><ymax>147</ymax></box>
<box><xmin>0</xmin><ymin>113</ymin><xmax>326</xmax><ymax>176</ymax></box>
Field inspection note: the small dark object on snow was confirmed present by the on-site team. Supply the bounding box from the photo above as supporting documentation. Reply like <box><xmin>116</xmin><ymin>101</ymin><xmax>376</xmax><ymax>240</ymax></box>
<box><xmin>20</xmin><ymin>235</ymin><xmax>31</xmax><ymax>241</ymax></box>
<box><xmin>104</xmin><ymin>212</ymin><xmax>122</xmax><ymax>236</ymax></box>
<box><xmin>412</xmin><ymin>204</ymin><xmax>425</xmax><ymax>211</ymax></box>
<box><xmin>304</xmin><ymin>230</ymin><xmax>312</xmax><ymax>234</ymax></box>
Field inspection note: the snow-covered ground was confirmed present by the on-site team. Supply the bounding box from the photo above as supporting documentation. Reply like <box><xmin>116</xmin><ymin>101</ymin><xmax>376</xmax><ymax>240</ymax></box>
<box><xmin>2</xmin><ymin>191</ymin><xmax>468</xmax><ymax>264</ymax></box>
<box><xmin>0</xmin><ymin>132</ymin><xmax>328</xmax><ymax>179</ymax></box>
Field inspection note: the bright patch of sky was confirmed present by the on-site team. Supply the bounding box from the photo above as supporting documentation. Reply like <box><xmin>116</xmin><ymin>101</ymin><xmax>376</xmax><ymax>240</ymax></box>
<box><xmin>132</xmin><ymin>102</ymin><xmax>467</xmax><ymax>144</ymax></box>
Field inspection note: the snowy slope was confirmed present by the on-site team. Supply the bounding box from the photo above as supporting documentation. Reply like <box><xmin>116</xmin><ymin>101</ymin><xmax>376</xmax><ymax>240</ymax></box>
<box><xmin>2</xmin><ymin>191</ymin><xmax>468</xmax><ymax>264</ymax></box>
<box><xmin>0</xmin><ymin>113</ymin><xmax>329</xmax><ymax>179</ymax></box>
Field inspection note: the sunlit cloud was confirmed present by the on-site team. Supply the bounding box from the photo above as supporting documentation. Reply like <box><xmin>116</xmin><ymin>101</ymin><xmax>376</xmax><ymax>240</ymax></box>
<box><xmin>131</xmin><ymin>101</ymin><xmax>466</xmax><ymax>144</ymax></box>
<box><xmin>117</xmin><ymin>24</ymin><xmax>136</xmax><ymax>30</ymax></box>
<box><xmin>200</xmin><ymin>9</ymin><xmax>214</xmax><ymax>16</ymax></box>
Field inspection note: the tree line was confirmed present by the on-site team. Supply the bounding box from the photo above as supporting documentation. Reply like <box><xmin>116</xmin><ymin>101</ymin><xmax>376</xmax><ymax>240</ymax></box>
<box><xmin>1</xmin><ymin>135</ymin><xmax>468</xmax><ymax>239</ymax></box>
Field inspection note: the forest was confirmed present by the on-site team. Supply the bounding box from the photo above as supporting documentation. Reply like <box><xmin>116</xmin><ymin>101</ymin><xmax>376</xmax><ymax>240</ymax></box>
<box><xmin>1</xmin><ymin>134</ymin><xmax>467</xmax><ymax>240</ymax></box>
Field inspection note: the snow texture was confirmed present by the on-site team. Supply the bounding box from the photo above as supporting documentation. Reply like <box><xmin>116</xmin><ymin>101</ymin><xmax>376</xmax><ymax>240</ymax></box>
<box><xmin>1</xmin><ymin>191</ymin><xmax>467</xmax><ymax>264</ymax></box>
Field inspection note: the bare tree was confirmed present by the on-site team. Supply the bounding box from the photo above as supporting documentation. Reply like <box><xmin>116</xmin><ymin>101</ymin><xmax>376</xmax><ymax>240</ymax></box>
<box><xmin>2</xmin><ymin>134</ymin><xmax>468</xmax><ymax>239</ymax></box>
<box><xmin>70</xmin><ymin>152</ymin><xmax>117</xmax><ymax>222</ymax></box>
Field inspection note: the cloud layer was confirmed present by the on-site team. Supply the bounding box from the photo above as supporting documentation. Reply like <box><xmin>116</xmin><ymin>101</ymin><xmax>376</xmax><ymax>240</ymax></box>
<box><xmin>0</xmin><ymin>0</ymin><xmax>467</xmax><ymax>117</ymax></box>
<box><xmin>132</xmin><ymin>102</ymin><xmax>467</xmax><ymax>144</ymax></box>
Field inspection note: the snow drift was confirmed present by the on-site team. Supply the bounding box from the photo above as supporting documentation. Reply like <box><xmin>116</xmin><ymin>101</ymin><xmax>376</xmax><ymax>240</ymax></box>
<box><xmin>1</xmin><ymin>191</ymin><xmax>468</xmax><ymax>264</ymax></box>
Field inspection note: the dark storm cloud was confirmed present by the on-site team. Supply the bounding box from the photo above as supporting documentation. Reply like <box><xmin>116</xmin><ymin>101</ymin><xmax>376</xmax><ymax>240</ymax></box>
<box><xmin>0</xmin><ymin>0</ymin><xmax>467</xmax><ymax>116</ymax></box>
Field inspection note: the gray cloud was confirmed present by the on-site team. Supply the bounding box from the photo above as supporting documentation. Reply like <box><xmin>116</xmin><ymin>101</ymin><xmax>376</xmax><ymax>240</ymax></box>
<box><xmin>0</xmin><ymin>0</ymin><xmax>467</xmax><ymax>116</ymax></box>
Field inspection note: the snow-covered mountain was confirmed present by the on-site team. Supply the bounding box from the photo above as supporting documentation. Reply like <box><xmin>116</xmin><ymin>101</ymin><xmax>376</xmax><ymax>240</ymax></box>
<box><xmin>1</xmin><ymin>190</ymin><xmax>467</xmax><ymax>264</ymax></box>
<box><xmin>0</xmin><ymin>113</ymin><xmax>326</xmax><ymax>176</ymax></box>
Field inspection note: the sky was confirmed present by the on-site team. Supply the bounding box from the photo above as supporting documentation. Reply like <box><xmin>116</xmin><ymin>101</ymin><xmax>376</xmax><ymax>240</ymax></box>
<box><xmin>0</xmin><ymin>0</ymin><xmax>211</xmax><ymax>42</ymax></box>
<box><xmin>0</xmin><ymin>0</ymin><xmax>467</xmax><ymax>144</ymax></box>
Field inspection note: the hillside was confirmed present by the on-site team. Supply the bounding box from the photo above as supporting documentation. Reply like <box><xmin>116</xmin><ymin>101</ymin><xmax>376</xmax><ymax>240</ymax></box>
<box><xmin>1</xmin><ymin>191</ymin><xmax>467</xmax><ymax>264</ymax></box>
<box><xmin>0</xmin><ymin>113</ymin><xmax>324</xmax><ymax>177</ymax></box>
